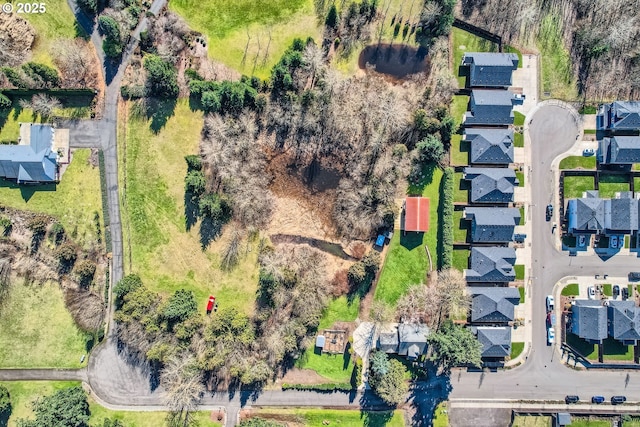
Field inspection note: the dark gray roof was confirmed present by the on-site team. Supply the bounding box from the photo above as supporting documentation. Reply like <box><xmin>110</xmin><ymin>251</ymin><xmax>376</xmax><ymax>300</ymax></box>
<box><xmin>597</xmin><ymin>101</ymin><xmax>640</xmax><ymax>131</ymax></box>
<box><xmin>605</xmin><ymin>198</ymin><xmax>639</xmax><ymax>233</ymax></box>
<box><xmin>571</xmin><ymin>300</ymin><xmax>607</xmax><ymax>343</ymax></box>
<box><xmin>465</xmin><ymin>90</ymin><xmax>517</xmax><ymax>126</ymax></box>
<box><xmin>465</xmin><ymin>247</ymin><xmax>516</xmax><ymax>283</ymax></box>
<box><xmin>465</xmin><ymin>128</ymin><xmax>514</xmax><ymax>164</ymax></box>
<box><xmin>398</xmin><ymin>323</ymin><xmax>429</xmax><ymax>359</ymax></box>
<box><xmin>462</xmin><ymin>52</ymin><xmax>518</xmax><ymax>87</ymax></box>
<box><xmin>377</xmin><ymin>324</ymin><xmax>399</xmax><ymax>354</ymax></box>
<box><xmin>465</xmin><ymin>207</ymin><xmax>521</xmax><ymax>242</ymax></box>
<box><xmin>566</xmin><ymin>197</ymin><xmax>606</xmax><ymax>234</ymax></box>
<box><xmin>608</xmin><ymin>301</ymin><xmax>640</xmax><ymax>343</ymax></box>
<box><xmin>0</xmin><ymin>124</ymin><xmax>57</xmax><ymax>183</ymax></box>
<box><xmin>599</xmin><ymin>136</ymin><xmax>640</xmax><ymax>164</ymax></box>
<box><xmin>464</xmin><ymin>167</ymin><xmax>517</xmax><ymax>203</ymax></box>
<box><xmin>470</xmin><ymin>287</ymin><xmax>520</xmax><ymax>323</ymax></box>
<box><xmin>474</xmin><ymin>326</ymin><xmax>511</xmax><ymax>358</ymax></box>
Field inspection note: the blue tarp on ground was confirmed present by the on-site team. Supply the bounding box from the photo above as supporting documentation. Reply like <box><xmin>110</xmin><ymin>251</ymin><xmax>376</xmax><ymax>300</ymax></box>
<box><xmin>375</xmin><ymin>235</ymin><xmax>385</xmax><ymax>247</ymax></box>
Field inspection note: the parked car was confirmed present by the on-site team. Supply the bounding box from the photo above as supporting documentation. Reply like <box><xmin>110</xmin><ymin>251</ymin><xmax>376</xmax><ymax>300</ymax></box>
<box><xmin>611</xmin><ymin>235</ymin><xmax>618</xmax><ymax>249</ymax></box>
<box><xmin>547</xmin><ymin>327</ymin><xmax>555</xmax><ymax>345</ymax></box>
<box><xmin>565</xmin><ymin>395</ymin><xmax>580</xmax><ymax>404</ymax></box>
<box><xmin>514</xmin><ymin>233</ymin><xmax>527</xmax><ymax>243</ymax></box>
<box><xmin>591</xmin><ymin>396</ymin><xmax>605</xmax><ymax>404</ymax></box>
<box><xmin>588</xmin><ymin>286</ymin><xmax>596</xmax><ymax>300</ymax></box>
<box><xmin>583</xmin><ymin>148</ymin><xmax>595</xmax><ymax>156</ymax></box>
<box><xmin>629</xmin><ymin>272</ymin><xmax>640</xmax><ymax>281</ymax></box>
<box><xmin>547</xmin><ymin>312</ymin><xmax>556</xmax><ymax>327</ymax></box>
<box><xmin>578</xmin><ymin>235</ymin><xmax>586</xmax><ymax>247</ymax></box>
<box><xmin>546</xmin><ymin>204</ymin><xmax>553</xmax><ymax>220</ymax></box>
<box><xmin>622</xmin><ymin>287</ymin><xmax>629</xmax><ymax>301</ymax></box>
<box><xmin>546</xmin><ymin>295</ymin><xmax>555</xmax><ymax>311</ymax></box>
<box><xmin>613</xmin><ymin>285</ymin><xmax>620</xmax><ymax>299</ymax></box>
<box><xmin>611</xmin><ymin>396</ymin><xmax>627</xmax><ymax>405</ymax></box>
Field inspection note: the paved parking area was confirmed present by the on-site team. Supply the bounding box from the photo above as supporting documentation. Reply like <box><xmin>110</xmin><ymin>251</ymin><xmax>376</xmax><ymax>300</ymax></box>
<box><xmin>450</xmin><ymin>406</ymin><xmax>512</xmax><ymax>427</ymax></box>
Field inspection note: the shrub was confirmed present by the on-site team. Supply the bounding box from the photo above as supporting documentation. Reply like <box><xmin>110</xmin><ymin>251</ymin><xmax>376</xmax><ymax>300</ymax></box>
<box><xmin>98</xmin><ymin>16</ymin><xmax>120</xmax><ymax>40</ymax></box>
<box><xmin>0</xmin><ymin>384</ymin><xmax>10</xmax><ymax>421</ymax></box>
<box><xmin>22</xmin><ymin>62</ymin><xmax>60</xmax><ymax>88</ymax></box>
<box><xmin>74</xmin><ymin>260</ymin><xmax>96</xmax><ymax>288</ymax></box>
<box><xmin>416</xmin><ymin>134</ymin><xmax>445</xmax><ymax>165</ymax></box>
<box><xmin>201</xmin><ymin>90</ymin><xmax>221</xmax><ymax>112</ymax></box>
<box><xmin>0</xmin><ymin>216</ymin><xmax>11</xmax><ymax>236</ymax></box>
<box><xmin>120</xmin><ymin>85</ymin><xmax>145</xmax><ymax>99</ymax></box>
<box><xmin>351</xmin><ymin>356</ymin><xmax>363</xmax><ymax>388</ymax></box>
<box><xmin>77</xmin><ymin>0</ymin><xmax>97</xmax><ymax>14</ymax></box>
<box><xmin>103</xmin><ymin>38</ymin><xmax>123</xmax><ymax>58</ymax></box>
<box><xmin>184</xmin><ymin>155</ymin><xmax>202</xmax><ymax>171</ymax></box>
<box><xmin>26</xmin><ymin>215</ymin><xmax>48</xmax><ymax>237</ymax></box>
<box><xmin>281</xmin><ymin>383</ymin><xmax>352</xmax><ymax>392</ymax></box>
<box><xmin>362</xmin><ymin>251</ymin><xmax>380</xmax><ymax>275</ymax></box>
<box><xmin>198</xmin><ymin>193</ymin><xmax>232</xmax><ymax>221</ymax></box>
<box><xmin>185</xmin><ymin>170</ymin><xmax>206</xmax><ymax>197</ymax></box>
<box><xmin>347</xmin><ymin>262</ymin><xmax>366</xmax><ymax>285</ymax></box>
<box><xmin>55</xmin><ymin>242</ymin><xmax>77</xmax><ymax>272</ymax></box>
<box><xmin>1</xmin><ymin>67</ymin><xmax>27</xmax><ymax>89</ymax></box>
<box><xmin>49</xmin><ymin>222</ymin><xmax>65</xmax><ymax>245</ymax></box>
<box><xmin>440</xmin><ymin>167</ymin><xmax>454</xmax><ymax>269</ymax></box>
<box><xmin>113</xmin><ymin>274</ymin><xmax>142</xmax><ymax>307</ymax></box>
<box><xmin>0</xmin><ymin>93</ymin><xmax>11</xmax><ymax>109</ymax></box>
<box><xmin>144</xmin><ymin>54</ymin><xmax>179</xmax><ymax>98</ymax></box>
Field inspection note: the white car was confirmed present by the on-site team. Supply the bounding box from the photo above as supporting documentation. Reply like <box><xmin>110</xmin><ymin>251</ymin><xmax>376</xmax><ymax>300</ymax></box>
<box><xmin>547</xmin><ymin>327</ymin><xmax>555</xmax><ymax>345</ymax></box>
<box><xmin>546</xmin><ymin>295</ymin><xmax>555</xmax><ymax>311</ymax></box>
<box><xmin>588</xmin><ymin>286</ymin><xmax>596</xmax><ymax>300</ymax></box>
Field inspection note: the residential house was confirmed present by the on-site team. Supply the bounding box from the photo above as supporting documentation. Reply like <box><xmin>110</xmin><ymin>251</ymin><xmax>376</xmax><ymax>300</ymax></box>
<box><xmin>566</xmin><ymin>191</ymin><xmax>606</xmax><ymax>235</ymax></box>
<box><xmin>464</xmin><ymin>207</ymin><xmax>521</xmax><ymax>242</ymax></box>
<box><xmin>0</xmin><ymin>123</ymin><xmax>64</xmax><ymax>183</ymax></box>
<box><xmin>464</xmin><ymin>167</ymin><xmax>518</xmax><ymax>204</ymax></box>
<box><xmin>598</xmin><ymin>136</ymin><xmax>640</xmax><ymax>165</ymax></box>
<box><xmin>608</xmin><ymin>300</ymin><xmax>640</xmax><ymax>345</ymax></box>
<box><xmin>604</xmin><ymin>192</ymin><xmax>639</xmax><ymax>235</ymax></box>
<box><xmin>464</xmin><ymin>128</ymin><xmax>515</xmax><ymax>165</ymax></box>
<box><xmin>597</xmin><ymin>101</ymin><xmax>640</xmax><ymax>132</ymax></box>
<box><xmin>398</xmin><ymin>323</ymin><xmax>430</xmax><ymax>360</ymax></box>
<box><xmin>469</xmin><ymin>287</ymin><xmax>520</xmax><ymax>323</ymax></box>
<box><xmin>464</xmin><ymin>89</ymin><xmax>522</xmax><ymax>126</ymax></box>
<box><xmin>377</xmin><ymin>323</ymin><xmax>399</xmax><ymax>354</ymax></box>
<box><xmin>571</xmin><ymin>300</ymin><xmax>607</xmax><ymax>343</ymax></box>
<box><xmin>471</xmin><ymin>326</ymin><xmax>512</xmax><ymax>358</ymax></box>
<box><xmin>465</xmin><ymin>247</ymin><xmax>517</xmax><ymax>283</ymax></box>
<box><xmin>461</xmin><ymin>52</ymin><xmax>519</xmax><ymax>88</ymax></box>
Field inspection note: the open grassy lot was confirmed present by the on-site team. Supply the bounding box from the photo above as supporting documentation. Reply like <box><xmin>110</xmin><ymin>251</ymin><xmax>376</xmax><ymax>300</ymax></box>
<box><xmin>452</xmin><ymin>248</ymin><xmax>469</xmax><ymax>272</ymax></box>
<box><xmin>537</xmin><ymin>13</ymin><xmax>578</xmax><ymax>100</ymax></box>
<box><xmin>295</xmin><ymin>296</ymin><xmax>359</xmax><ymax>382</ymax></box>
<box><xmin>119</xmin><ymin>100</ymin><xmax>258</xmax><ymax>312</ymax></box>
<box><xmin>453</xmin><ymin>172</ymin><xmax>468</xmax><ymax>203</ymax></box>
<box><xmin>375</xmin><ymin>167</ymin><xmax>443</xmax><ymax>305</ymax></box>
<box><xmin>0</xmin><ymin>381</ymin><xmax>221</xmax><ymax>427</ymax></box>
<box><xmin>559</xmin><ymin>156</ymin><xmax>596</xmax><ymax>170</ymax></box>
<box><xmin>563</xmin><ymin>176</ymin><xmax>595</xmax><ymax>199</ymax></box>
<box><xmin>511</xmin><ymin>342</ymin><xmax>525</xmax><ymax>359</ymax></box>
<box><xmin>170</xmin><ymin>0</ymin><xmax>321</xmax><ymax>79</ymax></box>
<box><xmin>0</xmin><ymin>148</ymin><xmax>101</xmax><ymax>248</ymax></box>
<box><xmin>598</xmin><ymin>174</ymin><xmax>630</xmax><ymax>198</ymax></box>
<box><xmin>562</xmin><ymin>283</ymin><xmax>579</xmax><ymax>296</ymax></box>
<box><xmin>512</xmin><ymin>416</ymin><xmax>552</xmax><ymax>427</ymax></box>
<box><xmin>450</xmin><ymin>134</ymin><xmax>468</xmax><ymax>166</ymax></box>
<box><xmin>451</xmin><ymin>27</ymin><xmax>498</xmax><ymax>88</ymax></box>
<box><xmin>249</xmin><ymin>408</ymin><xmax>404</xmax><ymax>427</ymax></box>
<box><xmin>0</xmin><ymin>280</ymin><xmax>86</xmax><ymax>368</ymax></box>
<box><xmin>450</xmin><ymin>95</ymin><xmax>469</xmax><ymax>127</ymax></box>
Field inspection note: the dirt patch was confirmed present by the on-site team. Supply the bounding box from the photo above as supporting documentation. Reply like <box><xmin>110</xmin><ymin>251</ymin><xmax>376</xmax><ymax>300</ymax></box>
<box><xmin>240</xmin><ymin>409</ymin><xmax>305</xmax><ymax>426</ymax></box>
<box><xmin>278</xmin><ymin>367</ymin><xmax>336</xmax><ymax>385</ymax></box>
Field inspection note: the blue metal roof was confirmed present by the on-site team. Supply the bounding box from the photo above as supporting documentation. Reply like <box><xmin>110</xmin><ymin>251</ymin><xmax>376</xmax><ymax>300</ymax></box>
<box><xmin>0</xmin><ymin>123</ymin><xmax>57</xmax><ymax>183</ymax></box>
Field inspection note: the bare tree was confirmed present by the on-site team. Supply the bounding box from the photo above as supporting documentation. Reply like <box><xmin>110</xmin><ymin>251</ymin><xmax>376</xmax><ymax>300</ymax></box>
<box><xmin>161</xmin><ymin>353</ymin><xmax>205</xmax><ymax>427</ymax></box>
<box><xmin>220</xmin><ymin>229</ymin><xmax>242</xmax><ymax>270</ymax></box>
<box><xmin>19</xmin><ymin>94</ymin><xmax>62</xmax><ymax>119</ymax></box>
<box><xmin>0</xmin><ymin>13</ymin><xmax>36</xmax><ymax>67</ymax></box>
<box><xmin>53</xmin><ymin>39</ymin><xmax>100</xmax><ymax>88</ymax></box>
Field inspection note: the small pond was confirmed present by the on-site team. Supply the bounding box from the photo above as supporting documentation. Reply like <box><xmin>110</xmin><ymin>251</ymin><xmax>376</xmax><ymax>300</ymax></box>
<box><xmin>358</xmin><ymin>43</ymin><xmax>429</xmax><ymax>80</ymax></box>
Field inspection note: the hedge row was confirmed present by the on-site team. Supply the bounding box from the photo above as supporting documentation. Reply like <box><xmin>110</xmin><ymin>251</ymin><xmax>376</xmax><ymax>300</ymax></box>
<box><xmin>97</xmin><ymin>150</ymin><xmax>112</xmax><ymax>253</ymax></box>
<box><xmin>440</xmin><ymin>167</ymin><xmax>454</xmax><ymax>269</ymax></box>
<box><xmin>281</xmin><ymin>383</ymin><xmax>353</xmax><ymax>392</ymax></box>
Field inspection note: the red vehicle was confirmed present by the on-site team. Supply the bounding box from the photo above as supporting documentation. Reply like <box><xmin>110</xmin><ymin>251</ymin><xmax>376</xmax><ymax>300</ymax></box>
<box><xmin>206</xmin><ymin>296</ymin><xmax>216</xmax><ymax>314</ymax></box>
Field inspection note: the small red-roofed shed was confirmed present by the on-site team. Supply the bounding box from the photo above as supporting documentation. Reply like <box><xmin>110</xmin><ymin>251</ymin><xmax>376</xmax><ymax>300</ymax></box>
<box><xmin>402</xmin><ymin>197</ymin><xmax>429</xmax><ymax>232</ymax></box>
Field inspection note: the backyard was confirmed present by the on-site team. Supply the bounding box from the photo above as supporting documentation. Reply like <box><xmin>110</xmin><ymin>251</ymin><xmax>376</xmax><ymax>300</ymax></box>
<box><xmin>451</xmin><ymin>27</ymin><xmax>499</xmax><ymax>88</ymax></box>
<box><xmin>512</xmin><ymin>416</ymin><xmax>552</xmax><ymax>427</ymax></box>
<box><xmin>0</xmin><ymin>280</ymin><xmax>86</xmax><ymax>369</ymax></box>
<box><xmin>453</xmin><ymin>210</ymin><xmax>468</xmax><ymax>243</ymax></box>
<box><xmin>245</xmin><ymin>408</ymin><xmax>405</xmax><ymax>427</ymax></box>
<box><xmin>563</xmin><ymin>176</ymin><xmax>594</xmax><ymax>199</ymax></box>
<box><xmin>452</xmin><ymin>248</ymin><xmax>469</xmax><ymax>272</ymax></box>
<box><xmin>450</xmin><ymin>134</ymin><xmax>469</xmax><ymax>166</ymax></box>
<box><xmin>566</xmin><ymin>335</ymin><xmax>633</xmax><ymax>362</ymax></box>
<box><xmin>450</xmin><ymin>95</ymin><xmax>469</xmax><ymax>128</ymax></box>
<box><xmin>118</xmin><ymin>100</ymin><xmax>259</xmax><ymax>312</ymax></box>
<box><xmin>453</xmin><ymin>172</ymin><xmax>468</xmax><ymax>203</ymax></box>
<box><xmin>598</xmin><ymin>174</ymin><xmax>630</xmax><ymax>198</ymax></box>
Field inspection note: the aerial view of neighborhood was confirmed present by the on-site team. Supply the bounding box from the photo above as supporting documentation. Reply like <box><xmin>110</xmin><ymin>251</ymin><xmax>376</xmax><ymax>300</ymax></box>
<box><xmin>2</xmin><ymin>0</ymin><xmax>640</xmax><ymax>426</ymax></box>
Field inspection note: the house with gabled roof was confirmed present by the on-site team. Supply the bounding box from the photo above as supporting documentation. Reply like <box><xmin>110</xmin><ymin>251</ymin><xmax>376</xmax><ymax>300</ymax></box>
<box><xmin>464</xmin><ymin>90</ymin><xmax>522</xmax><ymax>126</ymax></box>
<box><xmin>465</xmin><ymin>128</ymin><xmax>515</xmax><ymax>165</ymax></box>
<box><xmin>398</xmin><ymin>323</ymin><xmax>429</xmax><ymax>360</ymax></box>
<box><xmin>469</xmin><ymin>287</ymin><xmax>520</xmax><ymax>323</ymax></box>
<box><xmin>465</xmin><ymin>247</ymin><xmax>516</xmax><ymax>283</ymax></box>
<box><xmin>471</xmin><ymin>326</ymin><xmax>512</xmax><ymax>358</ymax></box>
<box><xmin>0</xmin><ymin>123</ymin><xmax>63</xmax><ymax>184</ymax></box>
<box><xmin>571</xmin><ymin>300</ymin><xmax>607</xmax><ymax>343</ymax></box>
<box><xmin>608</xmin><ymin>301</ymin><xmax>640</xmax><ymax>345</ymax></box>
<box><xmin>604</xmin><ymin>192</ymin><xmax>639</xmax><ymax>235</ymax></box>
<box><xmin>462</xmin><ymin>52</ymin><xmax>519</xmax><ymax>88</ymax></box>
<box><xmin>464</xmin><ymin>207</ymin><xmax>521</xmax><ymax>242</ymax></box>
<box><xmin>464</xmin><ymin>167</ymin><xmax>518</xmax><ymax>204</ymax></box>
<box><xmin>377</xmin><ymin>323</ymin><xmax>399</xmax><ymax>354</ymax></box>
<box><xmin>598</xmin><ymin>136</ymin><xmax>640</xmax><ymax>165</ymax></box>
<box><xmin>597</xmin><ymin>101</ymin><xmax>640</xmax><ymax>132</ymax></box>
<box><xmin>566</xmin><ymin>191</ymin><xmax>606</xmax><ymax>235</ymax></box>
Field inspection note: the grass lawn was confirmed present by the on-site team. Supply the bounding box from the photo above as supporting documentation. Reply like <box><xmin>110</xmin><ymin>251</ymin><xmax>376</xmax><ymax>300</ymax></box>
<box><xmin>250</xmin><ymin>408</ymin><xmax>404</xmax><ymax>427</ymax></box>
<box><xmin>562</xmin><ymin>283</ymin><xmax>580</xmax><ymax>296</ymax></box>
<box><xmin>0</xmin><ymin>280</ymin><xmax>86</xmax><ymax>368</ymax></box>
<box><xmin>518</xmin><ymin>287</ymin><xmax>525</xmax><ymax>303</ymax></box>
<box><xmin>375</xmin><ymin>167</ymin><xmax>443</xmax><ymax>305</ymax></box>
<box><xmin>602</xmin><ymin>284</ymin><xmax>612</xmax><ymax>296</ymax></box>
<box><xmin>514</xmin><ymin>111</ymin><xmax>525</xmax><ymax>126</ymax></box>
<box><xmin>432</xmin><ymin>402</ymin><xmax>449</xmax><ymax>427</ymax></box>
<box><xmin>512</xmin><ymin>416</ymin><xmax>552</xmax><ymax>427</ymax></box>
<box><xmin>169</xmin><ymin>0</ymin><xmax>321</xmax><ymax>79</ymax></box>
<box><xmin>451</xmin><ymin>27</ymin><xmax>498</xmax><ymax>88</ymax></box>
<box><xmin>624</xmin><ymin>418</ymin><xmax>640</xmax><ymax>427</ymax></box>
<box><xmin>0</xmin><ymin>106</ymin><xmax>91</xmax><ymax>143</ymax></box>
<box><xmin>598</xmin><ymin>174</ymin><xmax>630</xmax><ymax>198</ymax></box>
<box><xmin>453</xmin><ymin>172</ymin><xmax>468</xmax><ymax>203</ymax></box>
<box><xmin>559</xmin><ymin>156</ymin><xmax>596</xmax><ymax>170</ymax></box>
<box><xmin>0</xmin><ymin>148</ymin><xmax>101</xmax><ymax>248</ymax></box>
<box><xmin>452</xmin><ymin>248</ymin><xmax>469</xmax><ymax>272</ymax></box>
<box><xmin>511</xmin><ymin>342</ymin><xmax>525</xmax><ymax>359</ymax></box>
<box><xmin>295</xmin><ymin>296</ymin><xmax>359</xmax><ymax>382</ymax></box>
<box><xmin>514</xmin><ymin>132</ymin><xmax>524</xmax><ymax>147</ymax></box>
<box><xmin>635</xmin><ymin>177</ymin><xmax>640</xmax><ymax>196</ymax></box>
<box><xmin>450</xmin><ymin>95</ymin><xmax>469</xmax><ymax>128</ymax></box>
<box><xmin>569</xmin><ymin>420</ymin><xmax>611</xmax><ymax>427</ymax></box>
<box><xmin>119</xmin><ymin>100</ymin><xmax>259</xmax><ymax>312</ymax></box>
<box><xmin>0</xmin><ymin>381</ymin><xmax>221</xmax><ymax>427</ymax></box>
<box><xmin>519</xmin><ymin>206</ymin><xmax>525</xmax><ymax>225</ymax></box>
<box><xmin>602</xmin><ymin>337</ymin><xmax>633</xmax><ymax>361</ymax></box>
<box><xmin>450</xmin><ymin>134</ymin><xmax>469</xmax><ymax>166</ymax></box>
<box><xmin>584</xmin><ymin>129</ymin><xmax>596</xmax><ymax>134</ymax></box>
<box><xmin>516</xmin><ymin>171</ymin><xmax>525</xmax><ymax>187</ymax></box>
<box><xmin>514</xmin><ymin>265</ymin><xmax>525</xmax><ymax>280</ymax></box>
<box><xmin>537</xmin><ymin>13</ymin><xmax>578</xmax><ymax>100</ymax></box>
<box><xmin>453</xmin><ymin>210</ymin><xmax>468</xmax><ymax>243</ymax></box>
<box><xmin>566</xmin><ymin>333</ymin><xmax>597</xmax><ymax>360</ymax></box>
<box><xmin>504</xmin><ymin>45</ymin><xmax>523</xmax><ymax>68</ymax></box>
<box><xmin>563</xmin><ymin>176</ymin><xmax>595</xmax><ymax>199</ymax></box>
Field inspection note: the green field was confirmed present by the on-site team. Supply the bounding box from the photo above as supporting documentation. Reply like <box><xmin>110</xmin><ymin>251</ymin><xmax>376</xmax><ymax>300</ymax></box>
<box><xmin>249</xmin><ymin>408</ymin><xmax>404</xmax><ymax>427</ymax></box>
<box><xmin>375</xmin><ymin>167</ymin><xmax>443</xmax><ymax>305</ymax></box>
<box><xmin>0</xmin><ymin>148</ymin><xmax>102</xmax><ymax>248</ymax></box>
<box><xmin>563</xmin><ymin>176</ymin><xmax>595</xmax><ymax>199</ymax></box>
<box><xmin>450</xmin><ymin>134</ymin><xmax>469</xmax><ymax>166</ymax></box>
<box><xmin>559</xmin><ymin>156</ymin><xmax>596</xmax><ymax>170</ymax></box>
<box><xmin>119</xmin><ymin>100</ymin><xmax>259</xmax><ymax>312</ymax></box>
<box><xmin>170</xmin><ymin>0</ymin><xmax>321</xmax><ymax>79</ymax></box>
<box><xmin>451</xmin><ymin>27</ymin><xmax>498</xmax><ymax>88</ymax></box>
<box><xmin>561</xmin><ymin>283</ymin><xmax>579</xmax><ymax>296</ymax></box>
<box><xmin>537</xmin><ymin>13</ymin><xmax>578</xmax><ymax>100</ymax></box>
<box><xmin>295</xmin><ymin>296</ymin><xmax>359</xmax><ymax>382</ymax></box>
<box><xmin>511</xmin><ymin>342</ymin><xmax>524</xmax><ymax>359</ymax></box>
<box><xmin>598</xmin><ymin>174</ymin><xmax>630</xmax><ymax>198</ymax></box>
<box><xmin>0</xmin><ymin>382</ymin><xmax>221</xmax><ymax>427</ymax></box>
<box><xmin>0</xmin><ymin>280</ymin><xmax>86</xmax><ymax>368</ymax></box>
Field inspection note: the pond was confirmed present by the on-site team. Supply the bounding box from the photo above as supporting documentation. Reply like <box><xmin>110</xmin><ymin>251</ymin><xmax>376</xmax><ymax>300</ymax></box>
<box><xmin>358</xmin><ymin>43</ymin><xmax>429</xmax><ymax>80</ymax></box>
